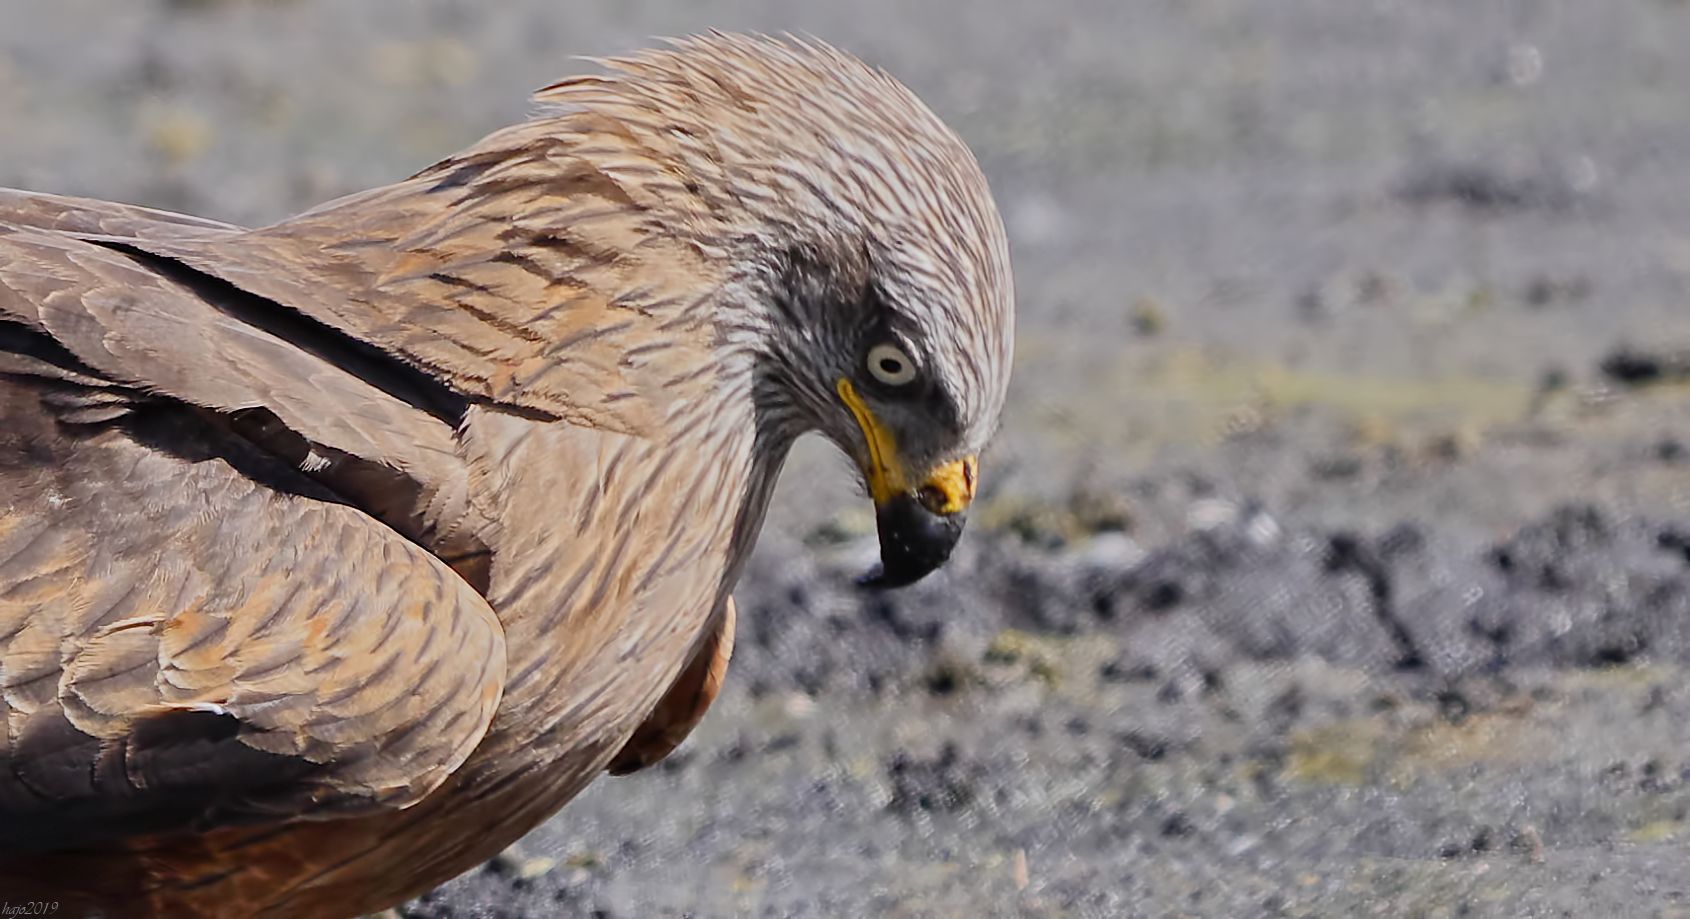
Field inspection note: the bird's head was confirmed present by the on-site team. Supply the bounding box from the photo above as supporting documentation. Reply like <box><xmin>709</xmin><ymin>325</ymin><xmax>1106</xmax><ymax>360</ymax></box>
<box><xmin>536</xmin><ymin>33</ymin><xmax>1013</xmax><ymax>587</ymax></box>
<box><xmin>763</xmin><ymin>224</ymin><xmax>1007</xmax><ymax>588</ymax></box>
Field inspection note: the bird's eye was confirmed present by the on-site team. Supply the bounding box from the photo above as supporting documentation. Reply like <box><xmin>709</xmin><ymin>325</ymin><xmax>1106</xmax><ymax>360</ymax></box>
<box><xmin>865</xmin><ymin>343</ymin><xmax>918</xmax><ymax>387</ymax></box>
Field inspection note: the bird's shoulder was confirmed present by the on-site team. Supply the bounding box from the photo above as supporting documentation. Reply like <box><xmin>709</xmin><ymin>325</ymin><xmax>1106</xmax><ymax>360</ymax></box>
<box><xmin>0</xmin><ymin>188</ymin><xmax>499</xmax><ymax>571</ymax></box>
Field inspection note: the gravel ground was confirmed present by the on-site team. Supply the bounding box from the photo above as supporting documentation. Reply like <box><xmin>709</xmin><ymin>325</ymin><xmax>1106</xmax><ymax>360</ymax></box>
<box><xmin>5</xmin><ymin>1</ymin><xmax>1690</xmax><ymax>916</ymax></box>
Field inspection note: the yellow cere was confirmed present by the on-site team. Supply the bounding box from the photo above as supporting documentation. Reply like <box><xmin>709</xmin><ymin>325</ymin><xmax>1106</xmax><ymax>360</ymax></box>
<box><xmin>917</xmin><ymin>455</ymin><xmax>977</xmax><ymax>516</ymax></box>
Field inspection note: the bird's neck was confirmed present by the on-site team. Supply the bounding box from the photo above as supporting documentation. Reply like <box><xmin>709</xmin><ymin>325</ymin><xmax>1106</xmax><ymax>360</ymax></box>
<box><xmin>457</xmin><ymin>325</ymin><xmax>790</xmax><ymax>767</ymax></box>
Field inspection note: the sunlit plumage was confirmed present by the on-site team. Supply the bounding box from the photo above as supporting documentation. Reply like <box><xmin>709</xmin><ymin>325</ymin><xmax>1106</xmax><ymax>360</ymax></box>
<box><xmin>0</xmin><ymin>33</ymin><xmax>1012</xmax><ymax>916</ymax></box>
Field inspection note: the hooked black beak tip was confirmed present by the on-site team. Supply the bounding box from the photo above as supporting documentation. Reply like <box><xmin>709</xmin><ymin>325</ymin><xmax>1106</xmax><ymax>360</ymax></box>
<box><xmin>857</xmin><ymin>493</ymin><xmax>966</xmax><ymax>589</ymax></box>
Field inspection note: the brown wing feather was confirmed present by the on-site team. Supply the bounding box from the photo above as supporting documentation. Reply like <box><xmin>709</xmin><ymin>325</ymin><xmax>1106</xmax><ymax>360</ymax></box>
<box><xmin>0</xmin><ymin>188</ymin><xmax>243</xmax><ymax>238</ymax></box>
<box><xmin>0</xmin><ymin>379</ymin><xmax>506</xmax><ymax>851</ymax></box>
<box><xmin>0</xmin><ymin>216</ymin><xmax>493</xmax><ymax>568</ymax></box>
<box><xmin>0</xmin><ymin>221</ymin><xmax>464</xmax><ymax>475</ymax></box>
<box><xmin>0</xmin><ymin>196</ymin><xmax>507</xmax><ymax>850</ymax></box>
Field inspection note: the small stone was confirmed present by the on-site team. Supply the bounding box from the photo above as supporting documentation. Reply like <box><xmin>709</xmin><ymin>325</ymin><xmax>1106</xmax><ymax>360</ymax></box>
<box><xmin>1129</xmin><ymin>297</ymin><xmax>1168</xmax><ymax>336</ymax></box>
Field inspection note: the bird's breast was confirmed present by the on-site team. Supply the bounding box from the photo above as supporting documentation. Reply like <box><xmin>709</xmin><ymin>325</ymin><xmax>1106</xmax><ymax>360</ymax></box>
<box><xmin>459</xmin><ymin>407</ymin><xmax>763</xmax><ymax>778</ymax></box>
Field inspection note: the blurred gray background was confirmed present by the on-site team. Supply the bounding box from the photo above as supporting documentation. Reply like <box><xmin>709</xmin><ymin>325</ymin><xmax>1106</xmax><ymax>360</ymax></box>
<box><xmin>6</xmin><ymin>2</ymin><xmax>1690</xmax><ymax>916</ymax></box>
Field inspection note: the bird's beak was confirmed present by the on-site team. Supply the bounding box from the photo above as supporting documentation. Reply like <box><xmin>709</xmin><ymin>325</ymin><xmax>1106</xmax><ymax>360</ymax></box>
<box><xmin>836</xmin><ymin>379</ymin><xmax>977</xmax><ymax>588</ymax></box>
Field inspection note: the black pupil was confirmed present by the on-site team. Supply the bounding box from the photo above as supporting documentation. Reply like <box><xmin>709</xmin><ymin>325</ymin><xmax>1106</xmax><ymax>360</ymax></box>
<box><xmin>879</xmin><ymin>357</ymin><xmax>903</xmax><ymax>376</ymax></box>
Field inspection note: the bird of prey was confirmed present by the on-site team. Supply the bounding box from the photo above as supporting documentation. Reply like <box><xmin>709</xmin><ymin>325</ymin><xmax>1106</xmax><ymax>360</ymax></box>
<box><xmin>0</xmin><ymin>32</ymin><xmax>1012</xmax><ymax>917</ymax></box>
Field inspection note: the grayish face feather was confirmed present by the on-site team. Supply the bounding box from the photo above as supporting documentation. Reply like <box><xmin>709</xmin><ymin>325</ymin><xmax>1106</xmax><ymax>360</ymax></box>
<box><xmin>858</xmin><ymin>225</ymin><xmax>1013</xmax><ymax>469</ymax></box>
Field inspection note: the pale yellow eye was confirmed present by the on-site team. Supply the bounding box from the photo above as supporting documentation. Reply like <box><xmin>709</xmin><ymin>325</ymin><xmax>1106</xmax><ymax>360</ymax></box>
<box><xmin>866</xmin><ymin>343</ymin><xmax>917</xmax><ymax>387</ymax></box>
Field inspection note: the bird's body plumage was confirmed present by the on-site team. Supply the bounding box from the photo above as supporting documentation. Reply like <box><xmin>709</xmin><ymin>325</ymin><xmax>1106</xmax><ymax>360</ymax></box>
<box><xmin>0</xmin><ymin>34</ymin><xmax>1011</xmax><ymax>917</ymax></box>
